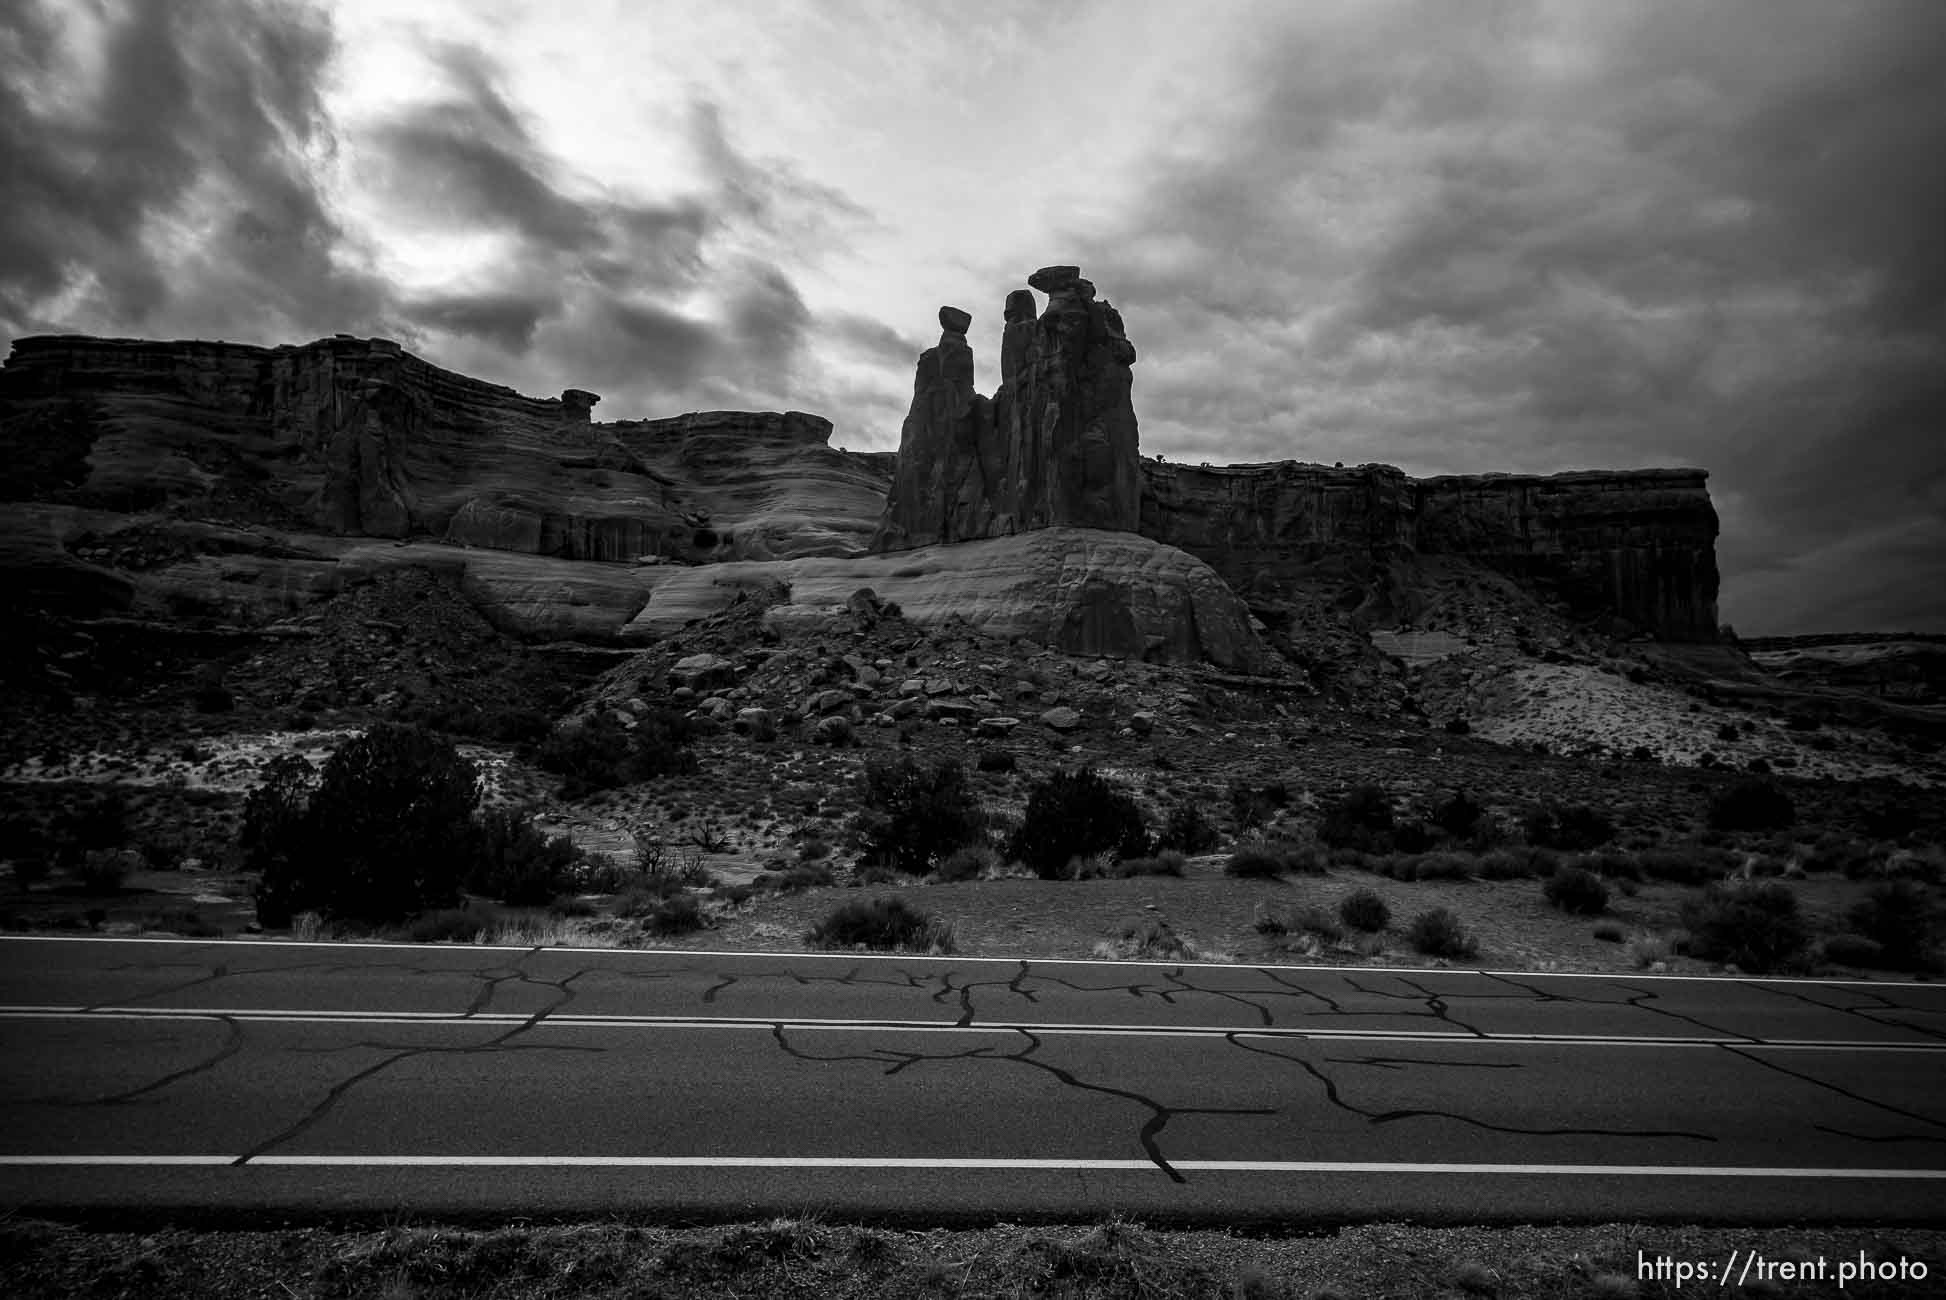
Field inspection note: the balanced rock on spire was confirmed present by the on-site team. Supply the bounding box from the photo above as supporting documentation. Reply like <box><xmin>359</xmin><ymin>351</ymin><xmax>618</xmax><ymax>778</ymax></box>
<box><xmin>872</xmin><ymin>265</ymin><xmax>1142</xmax><ymax>551</ymax></box>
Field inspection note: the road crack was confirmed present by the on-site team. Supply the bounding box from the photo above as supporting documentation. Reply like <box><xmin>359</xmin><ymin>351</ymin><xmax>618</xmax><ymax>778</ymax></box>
<box><xmin>1226</xmin><ymin>1032</ymin><xmax>1717</xmax><ymax>1143</ymax></box>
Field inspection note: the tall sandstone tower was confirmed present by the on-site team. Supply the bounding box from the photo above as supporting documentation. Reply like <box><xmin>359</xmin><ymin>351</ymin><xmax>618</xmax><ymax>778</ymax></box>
<box><xmin>871</xmin><ymin>265</ymin><xmax>1142</xmax><ymax>551</ymax></box>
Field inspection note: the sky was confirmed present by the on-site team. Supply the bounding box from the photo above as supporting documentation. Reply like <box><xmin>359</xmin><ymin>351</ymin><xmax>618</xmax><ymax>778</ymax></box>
<box><xmin>2</xmin><ymin>0</ymin><xmax>1942</xmax><ymax>636</ymax></box>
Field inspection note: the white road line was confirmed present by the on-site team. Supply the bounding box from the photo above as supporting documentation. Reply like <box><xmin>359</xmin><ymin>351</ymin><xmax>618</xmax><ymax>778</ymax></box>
<box><xmin>3</xmin><ymin>934</ymin><xmax>1938</xmax><ymax>987</ymax></box>
<box><xmin>2</xmin><ymin>1155</ymin><xmax>1943</xmax><ymax>1178</ymax></box>
<box><xmin>1</xmin><ymin>1006</ymin><xmax>1940</xmax><ymax>1050</ymax></box>
<box><xmin>0</xmin><ymin>1156</ymin><xmax>237</xmax><ymax>1166</ymax></box>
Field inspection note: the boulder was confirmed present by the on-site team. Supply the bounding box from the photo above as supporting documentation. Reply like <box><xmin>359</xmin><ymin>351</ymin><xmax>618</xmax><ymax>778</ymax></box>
<box><xmin>810</xmin><ymin>715</ymin><xmax>853</xmax><ymax>746</ymax></box>
<box><xmin>623</xmin><ymin>528</ymin><xmax>1279</xmax><ymax>673</ymax></box>
<box><xmin>810</xmin><ymin>688</ymin><xmax>854</xmax><ymax>714</ymax></box>
<box><xmin>671</xmin><ymin>653</ymin><xmax>736</xmax><ymax>691</ymax></box>
<box><xmin>1129</xmin><ymin>711</ymin><xmax>1156</xmax><ymax>736</ymax></box>
<box><xmin>976</xmin><ymin>716</ymin><xmax>1021</xmax><ymax>737</ymax></box>
<box><xmin>1040</xmin><ymin>706</ymin><xmax>1081</xmax><ymax>731</ymax></box>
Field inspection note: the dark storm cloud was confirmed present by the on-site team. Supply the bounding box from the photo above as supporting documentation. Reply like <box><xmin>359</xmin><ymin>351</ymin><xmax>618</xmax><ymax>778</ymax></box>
<box><xmin>829</xmin><ymin>313</ymin><xmax>921</xmax><ymax>367</ymax></box>
<box><xmin>728</xmin><ymin>262</ymin><xmax>811</xmax><ymax>364</ymax></box>
<box><xmin>0</xmin><ymin>0</ymin><xmax>391</xmax><ymax>340</ymax></box>
<box><xmin>686</xmin><ymin>101</ymin><xmax>876</xmax><ymax>251</ymax></box>
<box><xmin>404</xmin><ymin>289</ymin><xmax>557</xmax><ymax>353</ymax></box>
<box><xmin>364</xmin><ymin>43</ymin><xmax>606</xmax><ymax>252</ymax></box>
<box><xmin>1060</xmin><ymin>0</ymin><xmax>1946</xmax><ymax>633</ymax></box>
<box><xmin>353</xmin><ymin>47</ymin><xmax>849</xmax><ymax>415</ymax></box>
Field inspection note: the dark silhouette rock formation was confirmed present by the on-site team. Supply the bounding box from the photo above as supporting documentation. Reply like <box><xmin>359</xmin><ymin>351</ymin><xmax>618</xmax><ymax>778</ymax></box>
<box><xmin>872</xmin><ymin>265</ymin><xmax>1141</xmax><ymax>550</ymax></box>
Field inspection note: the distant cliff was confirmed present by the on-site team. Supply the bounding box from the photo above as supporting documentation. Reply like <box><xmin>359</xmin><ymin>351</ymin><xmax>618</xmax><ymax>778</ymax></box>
<box><xmin>0</xmin><ymin>333</ymin><xmax>892</xmax><ymax>563</ymax></box>
<box><xmin>1139</xmin><ymin>461</ymin><xmax>1720</xmax><ymax>641</ymax></box>
<box><xmin>4</xmin><ymin>329</ymin><xmax>1721</xmax><ymax>647</ymax></box>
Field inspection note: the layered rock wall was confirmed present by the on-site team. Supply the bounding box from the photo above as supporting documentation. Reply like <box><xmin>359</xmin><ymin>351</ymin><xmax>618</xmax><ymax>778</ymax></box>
<box><xmin>1</xmin><ymin>334</ymin><xmax>893</xmax><ymax>565</ymax></box>
<box><xmin>1138</xmin><ymin>460</ymin><xmax>1720</xmax><ymax>640</ymax></box>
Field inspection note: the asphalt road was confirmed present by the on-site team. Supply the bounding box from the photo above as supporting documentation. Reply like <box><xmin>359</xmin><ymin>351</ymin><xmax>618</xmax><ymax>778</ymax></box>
<box><xmin>3</xmin><ymin>935</ymin><xmax>1944</xmax><ymax>1226</ymax></box>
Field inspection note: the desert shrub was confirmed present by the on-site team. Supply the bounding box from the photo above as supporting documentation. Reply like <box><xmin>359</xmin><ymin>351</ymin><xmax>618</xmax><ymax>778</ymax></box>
<box><xmin>1430</xmin><ymin>790</ymin><xmax>1485</xmax><ymax>839</ymax></box>
<box><xmin>1390</xmin><ymin>820</ymin><xmax>1438</xmax><ymax>854</ymax></box>
<box><xmin>1707</xmin><ymin>777</ymin><xmax>1795</xmax><ymax>832</ymax></box>
<box><xmin>1373</xmin><ymin>851</ymin><xmax>1474</xmax><ymax>882</ymax></box>
<box><xmin>1633</xmin><ymin>846</ymin><xmax>1728</xmax><ymax>885</ymax></box>
<box><xmin>1592</xmin><ymin>921</ymin><xmax>1625</xmax><ymax>943</ymax></box>
<box><xmin>1543</xmin><ymin>865</ymin><xmax>1610</xmax><ymax>915</ymax></box>
<box><xmin>773</xmin><ymin>863</ymin><xmax>834</xmax><ymax>893</ymax></box>
<box><xmin>1798</xmin><ymin>832</ymin><xmax>1875</xmax><ymax>876</ymax></box>
<box><xmin>1113</xmin><ymin>850</ymin><xmax>1187</xmax><ymax>878</ymax></box>
<box><xmin>76</xmin><ymin>848</ymin><xmax>133</xmax><ymax>894</ymax></box>
<box><xmin>974</xmin><ymin>749</ymin><xmax>1017</xmax><ymax>774</ymax></box>
<box><xmin>1064</xmin><ymin>850</ymin><xmax>1120</xmax><ymax>880</ymax></box>
<box><xmin>535</xmin><ymin>709</ymin><xmax>697</xmax><ymax>799</ymax></box>
<box><xmin>1318</xmin><ymin>784</ymin><xmax>1395</xmax><ymax>852</ymax></box>
<box><xmin>1476</xmin><ymin>846</ymin><xmax>1557</xmax><ymax>880</ymax></box>
<box><xmin>406</xmin><ymin>903</ymin><xmax>496</xmax><ymax>943</ymax></box>
<box><xmin>252</xmin><ymin>724</ymin><xmax>480</xmax><ymax>928</ymax></box>
<box><xmin>400</xmin><ymin>698</ymin><xmax>553</xmax><ymax>747</ymax></box>
<box><xmin>1156</xmin><ymin>801</ymin><xmax>1221</xmax><ymax>854</ymax></box>
<box><xmin>1407</xmin><ymin>907</ymin><xmax>1477</xmax><ymax>959</ymax></box>
<box><xmin>469</xmin><ymin>806</ymin><xmax>583</xmax><ymax>906</ymax></box>
<box><xmin>1338</xmin><ymin>887</ymin><xmax>1391</xmax><ymax>932</ymax></box>
<box><xmin>645</xmin><ymin>893</ymin><xmax>706</xmax><ymax>936</ymax></box>
<box><xmin>614</xmin><ymin>882</ymin><xmax>680</xmax><ymax>916</ymax></box>
<box><xmin>1820</xmin><ymin>933</ymin><xmax>1887</xmax><ymax>968</ymax></box>
<box><xmin>1225</xmin><ymin>845</ymin><xmax>1286</xmax><ymax>878</ymax></box>
<box><xmin>1228</xmin><ymin>779</ymin><xmax>1290</xmax><ymax>829</ymax></box>
<box><xmin>1629</xmin><ymin>932</ymin><xmax>1673</xmax><ymax>968</ymax></box>
<box><xmin>1521</xmin><ymin>802</ymin><xmax>1615</xmax><ymax>851</ymax></box>
<box><xmin>934</xmin><ymin>844</ymin><xmax>999</xmax><ymax>882</ymax></box>
<box><xmin>1680</xmin><ymin>881</ymin><xmax>1809</xmax><ymax>973</ymax></box>
<box><xmin>1099</xmin><ymin>916</ymin><xmax>1197</xmax><ymax>961</ymax></box>
<box><xmin>142</xmin><ymin>906</ymin><xmax>221</xmax><ymax>938</ymax></box>
<box><xmin>853</xmin><ymin>757</ymin><xmax>985</xmax><ymax>875</ymax></box>
<box><xmin>1847</xmin><ymin>880</ymin><xmax>1939</xmax><ymax>970</ymax></box>
<box><xmin>43</xmin><ymin>789</ymin><xmax>132</xmax><ymax>867</ymax></box>
<box><xmin>11</xmin><ymin>857</ymin><xmax>51</xmax><ymax>891</ymax></box>
<box><xmin>1277</xmin><ymin>904</ymin><xmax>1343</xmax><ymax>944</ymax></box>
<box><xmin>1008</xmin><ymin>768</ymin><xmax>1149</xmax><ymax>879</ymax></box>
<box><xmin>1226</xmin><ymin>839</ymin><xmax>1323</xmax><ymax>879</ymax></box>
<box><xmin>806</xmin><ymin>896</ymin><xmax>954</xmax><ymax>952</ymax></box>
<box><xmin>238</xmin><ymin>754</ymin><xmax>316</xmax><ymax>881</ymax></box>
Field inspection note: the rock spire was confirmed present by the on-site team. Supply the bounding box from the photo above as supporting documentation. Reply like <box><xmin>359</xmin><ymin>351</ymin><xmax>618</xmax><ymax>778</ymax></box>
<box><xmin>872</xmin><ymin>266</ymin><xmax>1142</xmax><ymax>551</ymax></box>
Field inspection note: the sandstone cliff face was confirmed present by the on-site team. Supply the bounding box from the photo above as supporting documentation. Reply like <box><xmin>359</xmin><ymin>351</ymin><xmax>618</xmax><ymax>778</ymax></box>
<box><xmin>872</xmin><ymin>265</ymin><xmax>1141</xmax><ymax>550</ymax></box>
<box><xmin>3</xmin><ymin>326</ymin><xmax>1722</xmax><ymax>653</ymax></box>
<box><xmin>1</xmin><ymin>335</ymin><xmax>892</xmax><ymax>565</ymax></box>
<box><xmin>1411</xmin><ymin>469</ymin><xmax>1719</xmax><ymax>641</ymax></box>
<box><xmin>1138</xmin><ymin>460</ymin><xmax>1720</xmax><ymax>641</ymax></box>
